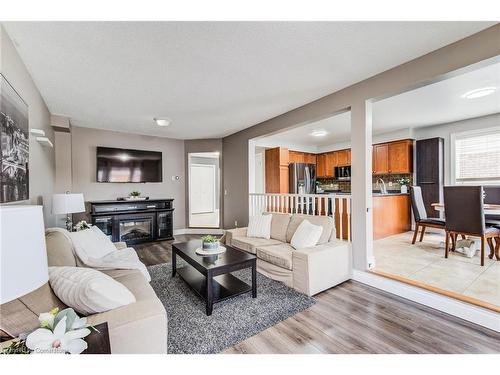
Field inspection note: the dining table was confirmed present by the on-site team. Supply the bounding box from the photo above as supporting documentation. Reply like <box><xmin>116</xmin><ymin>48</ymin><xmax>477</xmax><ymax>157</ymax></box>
<box><xmin>431</xmin><ymin>203</ymin><xmax>500</xmax><ymax>215</ymax></box>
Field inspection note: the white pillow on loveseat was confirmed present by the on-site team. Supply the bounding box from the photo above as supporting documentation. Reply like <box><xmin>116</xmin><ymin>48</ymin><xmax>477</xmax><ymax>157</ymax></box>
<box><xmin>69</xmin><ymin>226</ymin><xmax>117</xmax><ymax>259</ymax></box>
<box><xmin>247</xmin><ymin>214</ymin><xmax>273</xmax><ymax>239</ymax></box>
<box><xmin>49</xmin><ymin>266</ymin><xmax>136</xmax><ymax>315</ymax></box>
<box><xmin>290</xmin><ymin>219</ymin><xmax>323</xmax><ymax>249</ymax></box>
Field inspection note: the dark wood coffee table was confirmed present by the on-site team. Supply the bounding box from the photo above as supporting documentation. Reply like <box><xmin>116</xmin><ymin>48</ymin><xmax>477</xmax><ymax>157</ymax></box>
<box><xmin>172</xmin><ymin>240</ymin><xmax>257</xmax><ymax>316</ymax></box>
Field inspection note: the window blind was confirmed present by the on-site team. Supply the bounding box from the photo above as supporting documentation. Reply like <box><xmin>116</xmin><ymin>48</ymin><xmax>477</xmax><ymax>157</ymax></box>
<box><xmin>454</xmin><ymin>129</ymin><xmax>500</xmax><ymax>182</ymax></box>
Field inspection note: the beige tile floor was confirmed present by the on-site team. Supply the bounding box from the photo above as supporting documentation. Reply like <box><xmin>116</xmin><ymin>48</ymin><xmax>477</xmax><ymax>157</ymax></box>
<box><xmin>373</xmin><ymin>231</ymin><xmax>500</xmax><ymax>307</ymax></box>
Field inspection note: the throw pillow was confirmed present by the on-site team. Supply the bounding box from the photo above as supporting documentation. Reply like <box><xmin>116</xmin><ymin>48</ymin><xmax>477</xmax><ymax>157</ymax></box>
<box><xmin>247</xmin><ymin>214</ymin><xmax>273</xmax><ymax>239</ymax></box>
<box><xmin>49</xmin><ymin>266</ymin><xmax>136</xmax><ymax>315</ymax></box>
<box><xmin>69</xmin><ymin>226</ymin><xmax>117</xmax><ymax>259</ymax></box>
<box><xmin>290</xmin><ymin>219</ymin><xmax>323</xmax><ymax>249</ymax></box>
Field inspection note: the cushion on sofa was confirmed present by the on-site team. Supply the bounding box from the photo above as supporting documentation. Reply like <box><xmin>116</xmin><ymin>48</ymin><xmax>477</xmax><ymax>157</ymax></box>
<box><xmin>45</xmin><ymin>229</ymin><xmax>77</xmax><ymax>267</ymax></box>
<box><xmin>264</xmin><ymin>212</ymin><xmax>292</xmax><ymax>242</ymax></box>
<box><xmin>256</xmin><ymin>243</ymin><xmax>294</xmax><ymax>270</ymax></box>
<box><xmin>49</xmin><ymin>266</ymin><xmax>136</xmax><ymax>315</ymax></box>
<box><xmin>230</xmin><ymin>237</ymin><xmax>281</xmax><ymax>254</ymax></box>
<box><xmin>290</xmin><ymin>220</ymin><xmax>323</xmax><ymax>249</ymax></box>
<box><xmin>247</xmin><ymin>214</ymin><xmax>273</xmax><ymax>239</ymax></box>
<box><xmin>285</xmin><ymin>214</ymin><xmax>333</xmax><ymax>245</ymax></box>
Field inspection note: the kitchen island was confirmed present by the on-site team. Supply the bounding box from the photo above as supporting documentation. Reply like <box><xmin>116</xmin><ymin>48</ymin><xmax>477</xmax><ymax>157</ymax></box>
<box><xmin>317</xmin><ymin>191</ymin><xmax>411</xmax><ymax>240</ymax></box>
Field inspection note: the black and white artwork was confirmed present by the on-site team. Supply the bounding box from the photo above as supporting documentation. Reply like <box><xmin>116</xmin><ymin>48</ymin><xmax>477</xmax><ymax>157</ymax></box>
<box><xmin>0</xmin><ymin>74</ymin><xmax>29</xmax><ymax>202</ymax></box>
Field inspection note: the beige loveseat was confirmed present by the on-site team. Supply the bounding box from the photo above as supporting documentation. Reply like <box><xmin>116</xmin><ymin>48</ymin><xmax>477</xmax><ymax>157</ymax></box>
<box><xmin>0</xmin><ymin>229</ymin><xmax>167</xmax><ymax>354</ymax></box>
<box><xmin>225</xmin><ymin>213</ymin><xmax>352</xmax><ymax>296</ymax></box>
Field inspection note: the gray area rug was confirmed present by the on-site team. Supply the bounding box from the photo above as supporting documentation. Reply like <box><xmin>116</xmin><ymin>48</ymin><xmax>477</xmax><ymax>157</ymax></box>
<box><xmin>148</xmin><ymin>262</ymin><xmax>316</xmax><ymax>354</ymax></box>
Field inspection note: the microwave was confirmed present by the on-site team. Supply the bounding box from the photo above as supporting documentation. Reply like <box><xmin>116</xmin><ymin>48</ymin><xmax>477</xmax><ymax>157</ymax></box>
<box><xmin>335</xmin><ymin>165</ymin><xmax>351</xmax><ymax>181</ymax></box>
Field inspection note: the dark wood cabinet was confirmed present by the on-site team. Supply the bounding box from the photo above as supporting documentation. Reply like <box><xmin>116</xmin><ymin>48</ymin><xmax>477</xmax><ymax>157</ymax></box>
<box><xmin>416</xmin><ymin>138</ymin><xmax>444</xmax><ymax>218</ymax></box>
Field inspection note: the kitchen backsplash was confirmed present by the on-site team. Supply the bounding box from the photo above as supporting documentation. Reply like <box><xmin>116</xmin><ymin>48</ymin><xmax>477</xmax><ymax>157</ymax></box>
<box><xmin>317</xmin><ymin>174</ymin><xmax>413</xmax><ymax>193</ymax></box>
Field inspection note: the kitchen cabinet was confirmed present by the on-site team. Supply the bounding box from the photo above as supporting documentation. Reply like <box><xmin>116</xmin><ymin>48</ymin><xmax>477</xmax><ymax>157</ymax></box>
<box><xmin>265</xmin><ymin>147</ymin><xmax>289</xmax><ymax>193</ymax></box>
<box><xmin>388</xmin><ymin>140</ymin><xmax>413</xmax><ymax>174</ymax></box>
<box><xmin>372</xmin><ymin>139</ymin><xmax>413</xmax><ymax>175</ymax></box>
<box><xmin>372</xmin><ymin>194</ymin><xmax>411</xmax><ymax>239</ymax></box>
<box><xmin>325</xmin><ymin>152</ymin><xmax>337</xmax><ymax>177</ymax></box>
<box><xmin>288</xmin><ymin>150</ymin><xmax>304</xmax><ymax>163</ymax></box>
<box><xmin>317</xmin><ymin>154</ymin><xmax>327</xmax><ymax>177</ymax></box>
<box><xmin>373</xmin><ymin>144</ymin><xmax>389</xmax><ymax>174</ymax></box>
<box><xmin>289</xmin><ymin>151</ymin><xmax>316</xmax><ymax>165</ymax></box>
<box><xmin>336</xmin><ymin>149</ymin><xmax>349</xmax><ymax>166</ymax></box>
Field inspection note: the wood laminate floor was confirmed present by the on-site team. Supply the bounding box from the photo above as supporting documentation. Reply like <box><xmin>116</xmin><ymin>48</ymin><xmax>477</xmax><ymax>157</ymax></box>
<box><xmin>137</xmin><ymin>235</ymin><xmax>500</xmax><ymax>354</ymax></box>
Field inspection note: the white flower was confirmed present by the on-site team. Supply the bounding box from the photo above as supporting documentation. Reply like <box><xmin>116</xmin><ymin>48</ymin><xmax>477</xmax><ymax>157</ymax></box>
<box><xmin>71</xmin><ymin>317</ymin><xmax>87</xmax><ymax>330</ymax></box>
<box><xmin>26</xmin><ymin>316</ymin><xmax>90</xmax><ymax>354</ymax></box>
<box><xmin>38</xmin><ymin>313</ymin><xmax>55</xmax><ymax>329</ymax></box>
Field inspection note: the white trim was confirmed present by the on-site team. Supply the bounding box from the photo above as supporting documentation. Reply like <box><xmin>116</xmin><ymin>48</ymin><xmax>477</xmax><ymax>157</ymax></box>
<box><xmin>450</xmin><ymin>125</ymin><xmax>500</xmax><ymax>185</ymax></box>
<box><xmin>174</xmin><ymin>228</ymin><xmax>225</xmax><ymax>235</ymax></box>
<box><xmin>352</xmin><ymin>270</ymin><xmax>500</xmax><ymax>332</ymax></box>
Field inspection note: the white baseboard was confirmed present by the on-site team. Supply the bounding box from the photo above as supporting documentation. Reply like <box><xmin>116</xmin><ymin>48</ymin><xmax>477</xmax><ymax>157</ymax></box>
<box><xmin>173</xmin><ymin>228</ymin><xmax>225</xmax><ymax>235</ymax></box>
<box><xmin>352</xmin><ymin>270</ymin><xmax>500</xmax><ymax>332</ymax></box>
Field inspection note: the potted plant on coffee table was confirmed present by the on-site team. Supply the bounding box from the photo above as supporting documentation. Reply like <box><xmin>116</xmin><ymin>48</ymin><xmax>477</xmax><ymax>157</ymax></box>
<box><xmin>201</xmin><ymin>235</ymin><xmax>220</xmax><ymax>252</ymax></box>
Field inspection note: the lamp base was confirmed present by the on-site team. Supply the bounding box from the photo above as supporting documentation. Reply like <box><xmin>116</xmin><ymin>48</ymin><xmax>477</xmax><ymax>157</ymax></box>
<box><xmin>65</xmin><ymin>215</ymin><xmax>73</xmax><ymax>232</ymax></box>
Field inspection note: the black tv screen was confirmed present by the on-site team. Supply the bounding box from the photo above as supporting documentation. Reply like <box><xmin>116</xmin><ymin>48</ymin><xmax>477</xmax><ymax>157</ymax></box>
<box><xmin>96</xmin><ymin>147</ymin><xmax>162</xmax><ymax>183</ymax></box>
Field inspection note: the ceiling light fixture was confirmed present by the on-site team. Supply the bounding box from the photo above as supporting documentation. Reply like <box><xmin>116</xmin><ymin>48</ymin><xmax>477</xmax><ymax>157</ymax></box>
<box><xmin>310</xmin><ymin>130</ymin><xmax>328</xmax><ymax>137</ymax></box>
<box><xmin>461</xmin><ymin>87</ymin><xmax>497</xmax><ymax>99</ymax></box>
<box><xmin>154</xmin><ymin>118</ymin><xmax>171</xmax><ymax>127</ymax></box>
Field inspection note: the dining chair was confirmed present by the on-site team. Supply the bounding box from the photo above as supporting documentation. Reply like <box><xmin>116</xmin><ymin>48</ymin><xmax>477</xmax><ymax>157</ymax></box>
<box><xmin>443</xmin><ymin>186</ymin><xmax>500</xmax><ymax>266</ymax></box>
<box><xmin>410</xmin><ymin>186</ymin><xmax>446</xmax><ymax>244</ymax></box>
<box><xmin>484</xmin><ymin>186</ymin><xmax>500</xmax><ymax>226</ymax></box>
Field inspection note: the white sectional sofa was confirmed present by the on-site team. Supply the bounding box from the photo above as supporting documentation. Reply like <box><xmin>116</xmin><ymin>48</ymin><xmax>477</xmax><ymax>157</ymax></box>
<box><xmin>225</xmin><ymin>213</ymin><xmax>352</xmax><ymax>296</ymax></box>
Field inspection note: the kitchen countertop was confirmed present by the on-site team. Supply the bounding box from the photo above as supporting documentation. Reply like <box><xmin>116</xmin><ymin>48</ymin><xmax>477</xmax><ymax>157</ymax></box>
<box><xmin>316</xmin><ymin>191</ymin><xmax>409</xmax><ymax>197</ymax></box>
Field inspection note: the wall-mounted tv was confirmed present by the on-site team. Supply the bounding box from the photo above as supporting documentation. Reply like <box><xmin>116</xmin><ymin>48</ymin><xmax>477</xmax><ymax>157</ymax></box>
<box><xmin>96</xmin><ymin>146</ymin><xmax>162</xmax><ymax>183</ymax></box>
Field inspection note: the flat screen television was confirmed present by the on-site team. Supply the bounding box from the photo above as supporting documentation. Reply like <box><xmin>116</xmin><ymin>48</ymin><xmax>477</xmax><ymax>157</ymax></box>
<box><xmin>96</xmin><ymin>146</ymin><xmax>162</xmax><ymax>183</ymax></box>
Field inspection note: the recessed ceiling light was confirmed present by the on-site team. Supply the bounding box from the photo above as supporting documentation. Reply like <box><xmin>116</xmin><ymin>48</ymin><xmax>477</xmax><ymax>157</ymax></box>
<box><xmin>310</xmin><ymin>130</ymin><xmax>328</xmax><ymax>137</ymax></box>
<box><xmin>461</xmin><ymin>87</ymin><xmax>497</xmax><ymax>99</ymax></box>
<box><xmin>154</xmin><ymin>118</ymin><xmax>171</xmax><ymax>127</ymax></box>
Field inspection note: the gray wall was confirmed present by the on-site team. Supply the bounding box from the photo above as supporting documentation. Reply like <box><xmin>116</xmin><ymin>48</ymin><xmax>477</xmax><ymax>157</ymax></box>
<box><xmin>70</xmin><ymin>126</ymin><xmax>186</xmax><ymax>229</ymax></box>
<box><xmin>0</xmin><ymin>26</ymin><xmax>56</xmax><ymax>227</ymax></box>
<box><xmin>184</xmin><ymin>139</ymin><xmax>223</xmax><ymax>227</ymax></box>
<box><xmin>414</xmin><ymin>113</ymin><xmax>500</xmax><ymax>186</ymax></box>
<box><xmin>222</xmin><ymin>25</ymin><xmax>500</xmax><ymax>229</ymax></box>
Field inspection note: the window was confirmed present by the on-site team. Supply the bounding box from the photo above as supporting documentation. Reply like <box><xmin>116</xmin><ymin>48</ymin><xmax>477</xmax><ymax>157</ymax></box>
<box><xmin>452</xmin><ymin>127</ymin><xmax>500</xmax><ymax>184</ymax></box>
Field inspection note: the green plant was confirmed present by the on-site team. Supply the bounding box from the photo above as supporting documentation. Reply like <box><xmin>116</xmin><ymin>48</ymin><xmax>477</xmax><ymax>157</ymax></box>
<box><xmin>201</xmin><ymin>235</ymin><xmax>219</xmax><ymax>243</ymax></box>
<box><xmin>397</xmin><ymin>177</ymin><xmax>410</xmax><ymax>186</ymax></box>
<box><xmin>129</xmin><ymin>191</ymin><xmax>141</xmax><ymax>197</ymax></box>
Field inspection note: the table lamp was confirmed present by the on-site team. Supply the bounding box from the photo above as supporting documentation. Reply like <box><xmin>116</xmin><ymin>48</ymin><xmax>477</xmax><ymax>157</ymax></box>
<box><xmin>52</xmin><ymin>193</ymin><xmax>85</xmax><ymax>231</ymax></box>
<box><xmin>0</xmin><ymin>206</ymin><xmax>49</xmax><ymax>305</ymax></box>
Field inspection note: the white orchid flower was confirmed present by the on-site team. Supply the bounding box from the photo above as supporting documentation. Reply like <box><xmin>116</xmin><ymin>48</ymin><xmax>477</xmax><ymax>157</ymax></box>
<box><xmin>38</xmin><ymin>313</ymin><xmax>55</xmax><ymax>329</ymax></box>
<box><xmin>26</xmin><ymin>316</ymin><xmax>90</xmax><ymax>354</ymax></box>
<box><xmin>71</xmin><ymin>317</ymin><xmax>87</xmax><ymax>330</ymax></box>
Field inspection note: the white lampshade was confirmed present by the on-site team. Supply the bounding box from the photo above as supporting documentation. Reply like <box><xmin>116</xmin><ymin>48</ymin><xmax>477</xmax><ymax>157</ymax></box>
<box><xmin>52</xmin><ymin>193</ymin><xmax>85</xmax><ymax>215</ymax></box>
<box><xmin>0</xmin><ymin>206</ymin><xmax>49</xmax><ymax>304</ymax></box>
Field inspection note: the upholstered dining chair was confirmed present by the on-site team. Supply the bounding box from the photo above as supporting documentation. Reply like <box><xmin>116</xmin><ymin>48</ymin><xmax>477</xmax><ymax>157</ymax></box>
<box><xmin>443</xmin><ymin>186</ymin><xmax>500</xmax><ymax>266</ymax></box>
<box><xmin>484</xmin><ymin>186</ymin><xmax>500</xmax><ymax>226</ymax></box>
<box><xmin>410</xmin><ymin>186</ymin><xmax>446</xmax><ymax>244</ymax></box>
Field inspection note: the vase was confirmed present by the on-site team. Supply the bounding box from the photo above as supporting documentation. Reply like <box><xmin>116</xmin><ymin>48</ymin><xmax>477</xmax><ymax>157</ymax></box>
<box><xmin>400</xmin><ymin>185</ymin><xmax>408</xmax><ymax>194</ymax></box>
<box><xmin>202</xmin><ymin>241</ymin><xmax>219</xmax><ymax>251</ymax></box>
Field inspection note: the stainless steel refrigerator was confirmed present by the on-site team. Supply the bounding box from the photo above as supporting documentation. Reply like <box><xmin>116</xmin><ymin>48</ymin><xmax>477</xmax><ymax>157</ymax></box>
<box><xmin>289</xmin><ymin>163</ymin><xmax>316</xmax><ymax>194</ymax></box>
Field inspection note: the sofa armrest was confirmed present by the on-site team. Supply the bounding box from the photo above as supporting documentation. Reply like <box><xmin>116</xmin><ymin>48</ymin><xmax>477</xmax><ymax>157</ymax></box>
<box><xmin>292</xmin><ymin>240</ymin><xmax>352</xmax><ymax>296</ymax></box>
<box><xmin>224</xmin><ymin>227</ymin><xmax>247</xmax><ymax>246</ymax></box>
<box><xmin>114</xmin><ymin>242</ymin><xmax>128</xmax><ymax>250</ymax></box>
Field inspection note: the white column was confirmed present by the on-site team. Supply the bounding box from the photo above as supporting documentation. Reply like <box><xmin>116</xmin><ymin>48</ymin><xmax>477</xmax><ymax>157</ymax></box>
<box><xmin>350</xmin><ymin>101</ymin><xmax>374</xmax><ymax>270</ymax></box>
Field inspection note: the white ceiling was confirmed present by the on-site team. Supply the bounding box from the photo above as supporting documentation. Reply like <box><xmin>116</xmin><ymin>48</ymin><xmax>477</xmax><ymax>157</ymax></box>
<box><xmin>258</xmin><ymin>61</ymin><xmax>500</xmax><ymax>150</ymax></box>
<box><xmin>3</xmin><ymin>22</ymin><xmax>495</xmax><ymax>139</ymax></box>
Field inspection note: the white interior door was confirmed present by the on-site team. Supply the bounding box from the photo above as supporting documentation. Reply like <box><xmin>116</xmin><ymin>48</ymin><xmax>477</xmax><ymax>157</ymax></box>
<box><xmin>190</xmin><ymin>164</ymin><xmax>216</xmax><ymax>214</ymax></box>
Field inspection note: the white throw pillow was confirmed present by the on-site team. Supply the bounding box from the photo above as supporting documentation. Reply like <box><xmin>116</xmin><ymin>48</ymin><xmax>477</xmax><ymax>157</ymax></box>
<box><xmin>49</xmin><ymin>266</ymin><xmax>136</xmax><ymax>315</ymax></box>
<box><xmin>247</xmin><ymin>214</ymin><xmax>273</xmax><ymax>239</ymax></box>
<box><xmin>69</xmin><ymin>226</ymin><xmax>116</xmax><ymax>259</ymax></box>
<box><xmin>290</xmin><ymin>219</ymin><xmax>323</xmax><ymax>249</ymax></box>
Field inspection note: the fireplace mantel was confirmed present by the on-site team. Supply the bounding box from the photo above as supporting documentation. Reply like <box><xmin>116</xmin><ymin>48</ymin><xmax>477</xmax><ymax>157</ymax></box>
<box><xmin>88</xmin><ymin>199</ymin><xmax>174</xmax><ymax>245</ymax></box>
